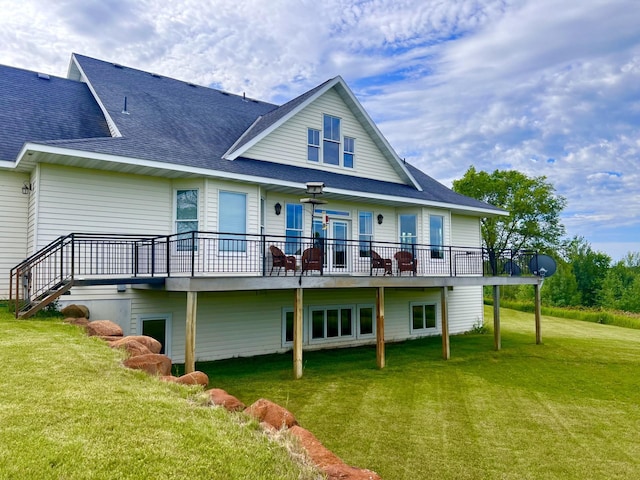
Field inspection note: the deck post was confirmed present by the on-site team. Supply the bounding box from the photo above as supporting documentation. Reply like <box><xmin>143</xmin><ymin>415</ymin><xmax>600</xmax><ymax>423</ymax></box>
<box><xmin>376</xmin><ymin>286</ymin><xmax>385</xmax><ymax>369</ymax></box>
<box><xmin>185</xmin><ymin>291</ymin><xmax>198</xmax><ymax>374</ymax></box>
<box><xmin>294</xmin><ymin>287</ymin><xmax>303</xmax><ymax>379</ymax></box>
<box><xmin>493</xmin><ymin>285</ymin><xmax>501</xmax><ymax>351</ymax></box>
<box><xmin>535</xmin><ymin>282</ymin><xmax>542</xmax><ymax>344</ymax></box>
<box><xmin>441</xmin><ymin>287</ymin><xmax>450</xmax><ymax>360</ymax></box>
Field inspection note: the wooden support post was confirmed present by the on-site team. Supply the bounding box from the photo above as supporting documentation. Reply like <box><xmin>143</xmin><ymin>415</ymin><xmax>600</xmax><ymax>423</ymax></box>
<box><xmin>441</xmin><ymin>287</ymin><xmax>450</xmax><ymax>360</ymax></box>
<box><xmin>293</xmin><ymin>287</ymin><xmax>303</xmax><ymax>379</ymax></box>
<box><xmin>493</xmin><ymin>285</ymin><xmax>501</xmax><ymax>351</ymax></box>
<box><xmin>376</xmin><ymin>286</ymin><xmax>385</xmax><ymax>369</ymax></box>
<box><xmin>185</xmin><ymin>291</ymin><xmax>198</xmax><ymax>374</ymax></box>
<box><xmin>535</xmin><ymin>282</ymin><xmax>542</xmax><ymax>344</ymax></box>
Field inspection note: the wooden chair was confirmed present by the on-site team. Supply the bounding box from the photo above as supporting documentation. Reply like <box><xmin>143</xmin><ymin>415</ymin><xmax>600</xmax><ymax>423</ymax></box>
<box><xmin>301</xmin><ymin>247</ymin><xmax>323</xmax><ymax>275</ymax></box>
<box><xmin>269</xmin><ymin>245</ymin><xmax>296</xmax><ymax>276</ymax></box>
<box><xmin>371</xmin><ymin>250</ymin><xmax>392</xmax><ymax>275</ymax></box>
<box><xmin>394</xmin><ymin>250</ymin><xmax>417</xmax><ymax>276</ymax></box>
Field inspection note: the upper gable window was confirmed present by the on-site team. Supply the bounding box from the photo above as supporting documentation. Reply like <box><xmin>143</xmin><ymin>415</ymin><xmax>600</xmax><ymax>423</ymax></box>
<box><xmin>308</xmin><ymin>129</ymin><xmax>320</xmax><ymax>162</ymax></box>
<box><xmin>344</xmin><ymin>137</ymin><xmax>355</xmax><ymax>168</ymax></box>
<box><xmin>323</xmin><ymin>114</ymin><xmax>341</xmax><ymax>165</ymax></box>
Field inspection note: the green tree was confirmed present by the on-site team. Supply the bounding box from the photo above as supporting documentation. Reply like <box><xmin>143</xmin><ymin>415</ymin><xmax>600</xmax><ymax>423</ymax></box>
<box><xmin>452</xmin><ymin>166</ymin><xmax>567</xmax><ymax>273</ymax></box>
<box><xmin>599</xmin><ymin>253</ymin><xmax>640</xmax><ymax>312</ymax></box>
<box><xmin>541</xmin><ymin>259</ymin><xmax>581</xmax><ymax>307</ymax></box>
<box><xmin>561</xmin><ymin>236</ymin><xmax>610</xmax><ymax>307</ymax></box>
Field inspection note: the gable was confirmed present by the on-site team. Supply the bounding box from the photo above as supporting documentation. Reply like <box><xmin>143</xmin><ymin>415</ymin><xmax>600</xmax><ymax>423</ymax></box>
<box><xmin>241</xmin><ymin>87</ymin><xmax>407</xmax><ymax>185</ymax></box>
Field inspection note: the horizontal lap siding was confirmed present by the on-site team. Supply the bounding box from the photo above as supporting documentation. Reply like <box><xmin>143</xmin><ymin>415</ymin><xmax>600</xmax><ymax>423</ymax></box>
<box><xmin>0</xmin><ymin>172</ymin><xmax>29</xmax><ymax>297</ymax></box>
<box><xmin>36</xmin><ymin>164</ymin><xmax>172</xmax><ymax>247</ymax></box>
<box><xmin>449</xmin><ymin>215</ymin><xmax>483</xmax><ymax>329</ymax></box>
<box><xmin>244</xmin><ymin>89</ymin><xmax>405</xmax><ymax>184</ymax></box>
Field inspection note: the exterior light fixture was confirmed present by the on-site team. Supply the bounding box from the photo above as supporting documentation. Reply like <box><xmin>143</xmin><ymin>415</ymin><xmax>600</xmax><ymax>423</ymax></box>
<box><xmin>22</xmin><ymin>182</ymin><xmax>33</xmax><ymax>195</ymax></box>
<box><xmin>377</xmin><ymin>214</ymin><xmax>384</xmax><ymax>225</ymax></box>
<box><xmin>274</xmin><ymin>202</ymin><xmax>282</xmax><ymax>215</ymax></box>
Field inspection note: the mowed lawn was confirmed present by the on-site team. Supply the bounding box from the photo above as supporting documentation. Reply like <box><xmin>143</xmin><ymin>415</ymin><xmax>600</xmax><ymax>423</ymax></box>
<box><xmin>201</xmin><ymin>307</ymin><xmax>640</xmax><ymax>480</ymax></box>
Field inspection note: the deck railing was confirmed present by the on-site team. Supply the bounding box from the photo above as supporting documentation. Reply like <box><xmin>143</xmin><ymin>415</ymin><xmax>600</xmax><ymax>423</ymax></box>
<box><xmin>10</xmin><ymin>231</ymin><xmax>539</xmax><ymax>316</ymax></box>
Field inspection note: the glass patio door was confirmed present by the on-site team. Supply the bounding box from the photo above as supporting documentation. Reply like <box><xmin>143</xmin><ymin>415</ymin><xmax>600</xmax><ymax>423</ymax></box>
<box><xmin>311</xmin><ymin>218</ymin><xmax>350</xmax><ymax>272</ymax></box>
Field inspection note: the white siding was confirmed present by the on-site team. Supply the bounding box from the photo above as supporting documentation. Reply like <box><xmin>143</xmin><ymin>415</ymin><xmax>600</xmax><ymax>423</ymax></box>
<box><xmin>0</xmin><ymin>171</ymin><xmax>29</xmax><ymax>297</ymax></box>
<box><xmin>451</xmin><ymin>215</ymin><xmax>481</xmax><ymax>247</ymax></box>
<box><xmin>243</xmin><ymin>88</ymin><xmax>406</xmax><ymax>184</ymax></box>
<box><xmin>35</xmin><ymin>164</ymin><xmax>172</xmax><ymax>248</ymax></box>
<box><xmin>447</xmin><ymin>286</ymin><xmax>484</xmax><ymax>333</ymax></box>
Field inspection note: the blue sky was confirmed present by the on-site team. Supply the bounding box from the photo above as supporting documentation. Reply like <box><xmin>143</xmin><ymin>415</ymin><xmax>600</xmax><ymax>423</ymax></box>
<box><xmin>1</xmin><ymin>0</ymin><xmax>638</xmax><ymax>261</ymax></box>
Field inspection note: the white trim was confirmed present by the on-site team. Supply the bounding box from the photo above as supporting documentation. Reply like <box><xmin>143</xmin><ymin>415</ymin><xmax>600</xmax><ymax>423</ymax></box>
<box><xmin>409</xmin><ymin>301</ymin><xmax>439</xmax><ymax>335</ymax></box>
<box><xmin>222</xmin><ymin>115</ymin><xmax>263</xmax><ymax>159</ymax></box>
<box><xmin>282</xmin><ymin>307</ymin><xmax>294</xmax><ymax>347</ymax></box>
<box><xmin>13</xmin><ymin>143</ymin><xmax>506</xmax><ymax>217</ymax></box>
<box><xmin>70</xmin><ymin>54</ymin><xmax>122</xmax><ymax>138</ymax></box>
<box><xmin>356</xmin><ymin>304</ymin><xmax>376</xmax><ymax>339</ymax></box>
<box><xmin>308</xmin><ymin>304</ymin><xmax>356</xmax><ymax>343</ymax></box>
<box><xmin>137</xmin><ymin>313</ymin><xmax>173</xmax><ymax>359</ymax></box>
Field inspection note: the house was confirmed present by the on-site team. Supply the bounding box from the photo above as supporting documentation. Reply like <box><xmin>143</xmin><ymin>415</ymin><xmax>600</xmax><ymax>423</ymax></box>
<box><xmin>0</xmin><ymin>54</ymin><xmax>541</xmax><ymax>377</ymax></box>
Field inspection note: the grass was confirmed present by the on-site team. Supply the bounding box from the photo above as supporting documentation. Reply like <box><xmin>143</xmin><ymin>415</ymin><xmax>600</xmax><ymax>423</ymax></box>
<box><xmin>0</xmin><ymin>311</ymin><xmax>318</xmax><ymax>479</ymax></box>
<box><xmin>198</xmin><ymin>307</ymin><xmax>640</xmax><ymax>480</ymax></box>
<box><xmin>485</xmin><ymin>297</ymin><xmax>640</xmax><ymax>329</ymax></box>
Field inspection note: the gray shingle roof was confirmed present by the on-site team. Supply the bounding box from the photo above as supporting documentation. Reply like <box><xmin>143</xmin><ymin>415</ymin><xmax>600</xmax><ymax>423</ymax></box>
<box><xmin>0</xmin><ymin>64</ymin><xmax>110</xmax><ymax>161</ymax></box>
<box><xmin>1</xmin><ymin>54</ymin><xmax>503</xmax><ymax>214</ymax></box>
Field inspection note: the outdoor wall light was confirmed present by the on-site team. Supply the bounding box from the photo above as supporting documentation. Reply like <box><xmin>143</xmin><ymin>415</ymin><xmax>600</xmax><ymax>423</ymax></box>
<box><xmin>274</xmin><ymin>202</ymin><xmax>282</xmax><ymax>215</ymax></box>
<box><xmin>22</xmin><ymin>182</ymin><xmax>33</xmax><ymax>195</ymax></box>
<box><xmin>377</xmin><ymin>213</ymin><xmax>384</xmax><ymax>225</ymax></box>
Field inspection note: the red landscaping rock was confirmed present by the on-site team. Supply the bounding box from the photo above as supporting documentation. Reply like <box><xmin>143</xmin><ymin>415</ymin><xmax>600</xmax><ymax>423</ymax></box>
<box><xmin>86</xmin><ymin>320</ymin><xmax>123</xmax><ymax>337</ymax></box>
<box><xmin>289</xmin><ymin>425</ymin><xmax>342</xmax><ymax>469</ymax></box>
<box><xmin>109</xmin><ymin>338</ymin><xmax>152</xmax><ymax>358</ymax></box>
<box><xmin>245</xmin><ymin>398</ymin><xmax>298</xmax><ymax>430</ymax></box>
<box><xmin>63</xmin><ymin>317</ymin><xmax>89</xmax><ymax>327</ymax></box>
<box><xmin>323</xmin><ymin>464</ymin><xmax>382</xmax><ymax>480</ymax></box>
<box><xmin>60</xmin><ymin>304</ymin><xmax>90</xmax><ymax>319</ymax></box>
<box><xmin>206</xmin><ymin>388</ymin><xmax>246</xmax><ymax>412</ymax></box>
<box><xmin>123</xmin><ymin>353</ymin><xmax>172</xmax><ymax>376</ymax></box>
<box><xmin>175</xmin><ymin>371</ymin><xmax>209</xmax><ymax>387</ymax></box>
<box><xmin>289</xmin><ymin>426</ymin><xmax>382</xmax><ymax>480</ymax></box>
<box><xmin>115</xmin><ymin>335</ymin><xmax>162</xmax><ymax>354</ymax></box>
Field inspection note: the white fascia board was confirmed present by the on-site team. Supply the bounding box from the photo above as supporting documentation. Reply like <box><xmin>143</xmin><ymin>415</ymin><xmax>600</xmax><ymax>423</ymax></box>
<box><xmin>0</xmin><ymin>160</ymin><xmax>18</xmax><ymax>169</ymax></box>
<box><xmin>333</xmin><ymin>78</ymin><xmax>423</xmax><ymax>191</ymax></box>
<box><xmin>224</xmin><ymin>77</ymin><xmax>342</xmax><ymax>160</ymax></box>
<box><xmin>323</xmin><ymin>185</ymin><xmax>508</xmax><ymax>217</ymax></box>
<box><xmin>221</xmin><ymin>115</ymin><xmax>264</xmax><ymax>159</ymax></box>
<box><xmin>69</xmin><ymin>54</ymin><xmax>122</xmax><ymax>138</ymax></box>
<box><xmin>16</xmin><ymin>142</ymin><xmax>505</xmax><ymax>218</ymax></box>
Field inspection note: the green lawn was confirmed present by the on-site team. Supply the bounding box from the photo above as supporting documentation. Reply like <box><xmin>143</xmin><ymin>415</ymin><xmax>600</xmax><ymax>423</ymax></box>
<box><xmin>0</xmin><ymin>313</ymin><xmax>317</xmax><ymax>479</ymax></box>
<box><xmin>200</xmin><ymin>307</ymin><xmax>640</xmax><ymax>480</ymax></box>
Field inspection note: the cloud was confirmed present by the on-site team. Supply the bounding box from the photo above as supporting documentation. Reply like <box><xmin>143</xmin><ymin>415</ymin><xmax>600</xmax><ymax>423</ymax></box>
<box><xmin>0</xmin><ymin>0</ymin><xmax>638</xmax><ymax>258</ymax></box>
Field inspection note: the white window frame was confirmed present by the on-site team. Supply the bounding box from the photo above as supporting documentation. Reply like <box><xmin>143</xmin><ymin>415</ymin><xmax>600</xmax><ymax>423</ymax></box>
<box><xmin>399</xmin><ymin>214</ymin><xmax>417</xmax><ymax>247</ymax></box>
<box><xmin>358</xmin><ymin>211</ymin><xmax>373</xmax><ymax>258</ymax></box>
<box><xmin>344</xmin><ymin>136</ymin><xmax>355</xmax><ymax>168</ymax></box>
<box><xmin>308</xmin><ymin>128</ymin><xmax>320</xmax><ymax>162</ymax></box>
<box><xmin>322</xmin><ymin>114</ymin><xmax>341</xmax><ymax>166</ymax></box>
<box><xmin>357</xmin><ymin>304</ymin><xmax>376</xmax><ymax>338</ymax></box>
<box><xmin>285</xmin><ymin>203</ymin><xmax>303</xmax><ymax>255</ymax></box>
<box><xmin>175</xmin><ymin>188</ymin><xmax>199</xmax><ymax>252</ymax></box>
<box><xmin>137</xmin><ymin>313</ymin><xmax>173</xmax><ymax>359</ymax></box>
<box><xmin>282</xmin><ymin>308</ymin><xmax>294</xmax><ymax>347</ymax></box>
<box><xmin>218</xmin><ymin>190</ymin><xmax>248</xmax><ymax>253</ymax></box>
<box><xmin>309</xmin><ymin>305</ymin><xmax>355</xmax><ymax>343</ymax></box>
<box><xmin>409</xmin><ymin>302</ymin><xmax>439</xmax><ymax>334</ymax></box>
<box><xmin>430</xmin><ymin>214</ymin><xmax>445</xmax><ymax>260</ymax></box>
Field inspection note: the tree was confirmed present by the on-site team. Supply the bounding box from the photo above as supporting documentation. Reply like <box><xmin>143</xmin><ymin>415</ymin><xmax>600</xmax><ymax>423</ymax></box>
<box><xmin>561</xmin><ymin>236</ymin><xmax>610</xmax><ymax>307</ymax></box>
<box><xmin>598</xmin><ymin>252</ymin><xmax>640</xmax><ymax>312</ymax></box>
<box><xmin>452</xmin><ymin>166</ymin><xmax>567</xmax><ymax>273</ymax></box>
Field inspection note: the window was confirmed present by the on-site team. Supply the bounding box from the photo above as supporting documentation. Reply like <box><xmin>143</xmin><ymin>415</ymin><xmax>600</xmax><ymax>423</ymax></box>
<box><xmin>283</xmin><ymin>309</ymin><xmax>294</xmax><ymax>346</ymax></box>
<box><xmin>285</xmin><ymin>203</ymin><xmax>303</xmax><ymax>255</ymax></box>
<box><xmin>399</xmin><ymin>214</ymin><xmax>417</xmax><ymax>248</ymax></box>
<box><xmin>359</xmin><ymin>211</ymin><xmax>373</xmax><ymax>257</ymax></box>
<box><xmin>308</xmin><ymin>128</ymin><xmax>320</xmax><ymax>162</ymax></box>
<box><xmin>323</xmin><ymin>114</ymin><xmax>340</xmax><ymax>165</ymax></box>
<box><xmin>430</xmin><ymin>215</ymin><xmax>444</xmax><ymax>259</ymax></box>
<box><xmin>219</xmin><ymin>191</ymin><xmax>247</xmax><ymax>252</ymax></box>
<box><xmin>344</xmin><ymin>137</ymin><xmax>355</xmax><ymax>168</ymax></box>
<box><xmin>358</xmin><ymin>305</ymin><xmax>375</xmax><ymax>337</ymax></box>
<box><xmin>411</xmin><ymin>303</ymin><xmax>437</xmax><ymax>333</ymax></box>
<box><xmin>175</xmin><ymin>189</ymin><xmax>198</xmax><ymax>251</ymax></box>
<box><xmin>310</xmin><ymin>306</ymin><xmax>354</xmax><ymax>341</ymax></box>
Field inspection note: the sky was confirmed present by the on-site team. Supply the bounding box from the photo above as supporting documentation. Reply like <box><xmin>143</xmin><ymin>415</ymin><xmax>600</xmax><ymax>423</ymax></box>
<box><xmin>1</xmin><ymin>0</ymin><xmax>638</xmax><ymax>261</ymax></box>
